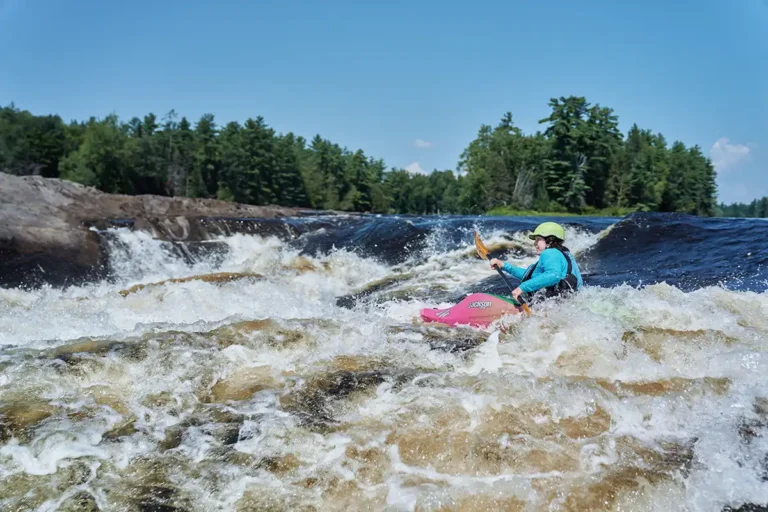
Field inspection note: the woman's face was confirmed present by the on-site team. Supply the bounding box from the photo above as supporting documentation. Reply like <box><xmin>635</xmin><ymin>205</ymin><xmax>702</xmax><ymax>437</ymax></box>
<box><xmin>534</xmin><ymin>236</ymin><xmax>547</xmax><ymax>253</ymax></box>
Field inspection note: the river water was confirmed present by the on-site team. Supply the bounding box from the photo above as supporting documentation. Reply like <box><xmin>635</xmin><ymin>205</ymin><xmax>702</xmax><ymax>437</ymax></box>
<box><xmin>1</xmin><ymin>212</ymin><xmax>767</xmax><ymax>511</ymax></box>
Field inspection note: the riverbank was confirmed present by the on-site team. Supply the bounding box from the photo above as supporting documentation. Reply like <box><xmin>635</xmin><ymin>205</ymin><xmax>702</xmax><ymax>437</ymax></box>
<box><xmin>487</xmin><ymin>205</ymin><xmax>637</xmax><ymax>217</ymax></box>
<box><xmin>0</xmin><ymin>173</ymin><xmax>332</xmax><ymax>289</ymax></box>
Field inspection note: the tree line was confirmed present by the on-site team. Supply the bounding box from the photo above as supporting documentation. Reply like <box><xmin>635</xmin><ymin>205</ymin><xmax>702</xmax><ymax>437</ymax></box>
<box><xmin>458</xmin><ymin>97</ymin><xmax>718</xmax><ymax>216</ymax></box>
<box><xmin>718</xmin><ymin>198</ymin><xmax>768</xmax><ymax>218</ymax></box>
<box><xmin>0</xmin><ymin>97</ymin><xmax>723</xmax><ymax>216</ymax></box>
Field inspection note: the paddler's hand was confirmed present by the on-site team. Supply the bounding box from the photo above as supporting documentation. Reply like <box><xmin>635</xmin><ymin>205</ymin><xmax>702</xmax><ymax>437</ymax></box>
<box><xmin>512</xmin><ymin>287</ymin><xmax>523</xmax><ymax>301</ymax></box>
<box><xmin>489</xmin><ymin>258</ymin><xmax>503</xmax><ymax>270</ymax></box>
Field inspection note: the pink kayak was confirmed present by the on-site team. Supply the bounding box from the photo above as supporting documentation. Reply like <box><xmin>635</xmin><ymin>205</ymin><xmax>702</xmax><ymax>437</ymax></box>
<box><xmin>420</xmin><ymin>292</ymin><xmax>523</xmax><ymax>328</ymax></box>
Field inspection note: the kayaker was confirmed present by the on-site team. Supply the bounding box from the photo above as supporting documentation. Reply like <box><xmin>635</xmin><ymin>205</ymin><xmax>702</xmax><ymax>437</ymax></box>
<box><xmin>489</xmin><ymin>222</ymin><xmax>583</xmax><ymax>304</ymax></box>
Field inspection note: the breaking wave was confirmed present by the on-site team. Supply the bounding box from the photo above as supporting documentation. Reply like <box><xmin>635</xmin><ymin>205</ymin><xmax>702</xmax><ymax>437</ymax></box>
<box><xmin>1</xmin><ymin>212</ymin><xmax>767</xmax><ymax>511</ymax></box>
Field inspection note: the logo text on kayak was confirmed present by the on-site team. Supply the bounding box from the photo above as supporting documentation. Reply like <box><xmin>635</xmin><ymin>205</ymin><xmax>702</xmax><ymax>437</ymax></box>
<box><xmin>468</xmin><ymin>301</ymin><xmax>492</xmax><ymax>309</ymax></box>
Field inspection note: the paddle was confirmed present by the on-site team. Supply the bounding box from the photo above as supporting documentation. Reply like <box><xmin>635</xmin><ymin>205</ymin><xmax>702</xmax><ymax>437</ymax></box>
<box><xmin>474</xmin><ymin>231</ymin><xmax>532</xmax><ymax>316</ymax></box>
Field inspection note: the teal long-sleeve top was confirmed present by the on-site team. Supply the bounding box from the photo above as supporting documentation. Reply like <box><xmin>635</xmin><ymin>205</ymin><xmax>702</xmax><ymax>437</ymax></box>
<box><xmin>501</xmin><ymin>248</ymin><xmax>583</xmax><ymax>293</ymax></box>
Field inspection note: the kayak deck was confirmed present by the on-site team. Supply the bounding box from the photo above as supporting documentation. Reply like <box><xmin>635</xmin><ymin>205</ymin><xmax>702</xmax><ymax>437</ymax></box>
<box><xmin>420</xmin><ymin>292</ymin><xmax>522</xmax><ymax>328</ymax></box>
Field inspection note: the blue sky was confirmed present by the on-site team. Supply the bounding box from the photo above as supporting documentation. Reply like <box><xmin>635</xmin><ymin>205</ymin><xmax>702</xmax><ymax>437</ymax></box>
<box><xmin>1</xmin><ymin>0</ymin><xmax>765</xmax><ymax>203</ymax></box>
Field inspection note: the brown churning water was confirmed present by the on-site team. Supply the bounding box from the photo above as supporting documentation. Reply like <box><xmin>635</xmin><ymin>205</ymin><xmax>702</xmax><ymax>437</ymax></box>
<box><xmin>1</xmin><ymin>223</ymin><xmax>768</xmax><ymax>511</ymax></box>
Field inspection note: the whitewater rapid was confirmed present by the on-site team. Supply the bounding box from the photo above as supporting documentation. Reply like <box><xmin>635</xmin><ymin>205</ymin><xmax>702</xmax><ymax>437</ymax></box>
<box><xmin>1</xmin><ymin>219</ymin><xmax>767</xmax><ymax>511</ymax></box>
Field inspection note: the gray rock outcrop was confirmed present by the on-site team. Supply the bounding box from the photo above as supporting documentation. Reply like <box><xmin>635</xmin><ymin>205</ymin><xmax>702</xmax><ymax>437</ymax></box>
<box><xmin>0</xmin><ymin>173</ymin><xmax>313</xmax><ymax>288</ymax></box>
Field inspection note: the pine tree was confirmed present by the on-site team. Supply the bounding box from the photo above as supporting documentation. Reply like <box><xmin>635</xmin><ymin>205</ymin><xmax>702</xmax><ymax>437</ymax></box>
<box><xmin>190</xmin><ymin>114</ymin><xmax>220</xmax><ymax>198</ymax></box>
<box><xmin>539</xmin><ymin>96</ymin><xmax>591</xmax><ymax>211</ymax></box>
<box><xmin>274</xmin><ymin>133</ymin><xmax>310</xmax><ymax>207</ymax></box>
<box><xmin>217</xmin><ymin>121</ymin><xmax>246</xmax><ymax>201</ymax></box>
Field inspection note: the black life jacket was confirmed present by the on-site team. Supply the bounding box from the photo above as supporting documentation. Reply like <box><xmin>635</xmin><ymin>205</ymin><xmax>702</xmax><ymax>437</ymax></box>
<box><xmin>521</xmin><ymin>246</ymin><xmax>579</xmax><ymax>302</ymax></box>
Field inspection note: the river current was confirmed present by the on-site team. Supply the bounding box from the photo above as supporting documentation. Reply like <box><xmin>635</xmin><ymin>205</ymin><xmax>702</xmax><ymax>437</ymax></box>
<box><xmin>1</xmin><ymin>212</ymin><xmax>767</xmax><ymax>511</ymax></box>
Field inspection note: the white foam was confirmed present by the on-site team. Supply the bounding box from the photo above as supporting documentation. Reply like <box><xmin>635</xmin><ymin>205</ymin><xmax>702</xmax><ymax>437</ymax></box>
<box><xmin>2</xmin><ymin>225</ymin><xmax>767</xmax><ymax>510</ymax></box>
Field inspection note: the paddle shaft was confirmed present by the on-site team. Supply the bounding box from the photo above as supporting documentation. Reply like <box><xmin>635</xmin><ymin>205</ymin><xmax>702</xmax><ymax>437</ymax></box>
<box><xmin>474</xmin><ymin>231</ymin><xmax>531</xmax><ymax>315</ymax></box>
<box><xmin>491</xmin><ymin>264</ymin><xmax>516</xmax><ymax>294</ymax></box>
<box><xmin>491</xmin><ymin>262</ymin><xmax>531</xmax><ymax>314</ymax></box>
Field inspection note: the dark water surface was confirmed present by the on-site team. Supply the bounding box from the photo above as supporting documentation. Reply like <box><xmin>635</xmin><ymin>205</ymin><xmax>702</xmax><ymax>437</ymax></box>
<box><xmin>1</xmin><ymin>212</ymin><xmax>767</xmax><ymax>511</ymax></box>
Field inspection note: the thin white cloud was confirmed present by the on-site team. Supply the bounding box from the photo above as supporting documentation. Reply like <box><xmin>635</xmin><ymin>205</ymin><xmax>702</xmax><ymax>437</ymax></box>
<box><xmin>710</xmin><ymin>137</ymin><xmax>751</xmax><ymax>172</ymax></box>
<box><xmin>405</xmin><ymin>162</ymin><xmax>427</xmax><ymax>174</ymax></box>
<box><xmin>414</xmin><ymin>139</ymin><xmax>433</xmax><ymax>149</ymax></box>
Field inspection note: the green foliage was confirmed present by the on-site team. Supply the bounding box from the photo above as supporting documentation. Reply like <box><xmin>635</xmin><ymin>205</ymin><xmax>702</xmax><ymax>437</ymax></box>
<box><xmin>487</xmin><ymin>205</ymin><xmax>636</xmax><ymax>217</ymax></box>
<box><xmin>539</xmin><ymin>97</ymin><xmax>591</xmax><ymax>211</ymax></box>
<box><xmin>0</xmin><ymin>99</ymin><xmax>721</xmax><ymax>216</ymax></box>
<box><xmin>462</xmin><ymin>96</ymin><xmax>719</xmax><ymax>216</ymax></box>
<box><xmin>0</xmin><ymin>104</ymin><xmax>77</xmax><ymax>178</ymax></box>
<box><xmin>718</xmin><ymin>197</ymin><xmax>768</xmax><ymax>218</ymax></box>
<box><xmin>59</xmin><ymin>114</ymin><xmax>129</xmax><ymax>193</ymax></box>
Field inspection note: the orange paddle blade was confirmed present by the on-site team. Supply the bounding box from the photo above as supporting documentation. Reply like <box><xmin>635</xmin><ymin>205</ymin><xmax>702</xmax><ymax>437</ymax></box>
<box><xmin>474</xmin><ymin>231</ymin><xmax>489</xmax><ymax>260</ymax></box>
<box><xmin>474</xmin><ymin>230</ymin><xmax>532</xmax><ymax>316</ymax></box>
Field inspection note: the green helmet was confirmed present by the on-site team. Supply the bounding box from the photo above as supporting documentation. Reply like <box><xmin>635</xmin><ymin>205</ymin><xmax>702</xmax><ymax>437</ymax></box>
<box><xmin>528</xmin><ymin>222</ymin><xmax>565</xmax><ymax>241</ymax></box>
